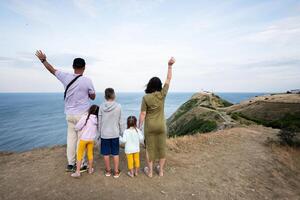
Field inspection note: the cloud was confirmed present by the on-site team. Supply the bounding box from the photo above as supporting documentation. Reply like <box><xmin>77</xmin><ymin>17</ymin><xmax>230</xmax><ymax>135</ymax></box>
<box><xmin>7</xmin><ymin>0</ymin><xmax>54</xmax><ymax>23</ymax></box>
<box><xmin>241</xmin><ymin>16</ymin><xmax>300</xmax><ymax>43</ymax></box>
<box><xmin>73</xmin><ymin>0</ymin><xmax>98</xmax><ymax>17</ymax></box>
<box><xmin>0</xmin><ymin>56</ymin><xmax>15</xmax><ymax>62</ymax></box>
<box><xmin>47</xmin><ymin>53</ymin><xmax>100</xmax><ymax>68</ymax></box>
<box><xmin>0</xmin><ymin>52</ymin><xmax>100</xmax><ymax>70</ymax></box>
<box><xmin>1</xmin><ymin>0</ymin><xmax>300</xmax><ymax>92</ymax></box>
<box><xmin>0</xmin><ymin>53</ymin><xmax>37</xmax><ymax>69</ymax></box>
<box><xmin>243</xmin><ymin>58</ymin><xmax>300</xmax><ymax>69</ymax></box>
<box><xmin>103</xmin><ymin>0</ymin><xmax>165</xmax><ymax>15</ymax></box>
<box><xmin>72</xmin><ymin>0</ymin><xmax>165</xmax><ymax>18</ymax></box>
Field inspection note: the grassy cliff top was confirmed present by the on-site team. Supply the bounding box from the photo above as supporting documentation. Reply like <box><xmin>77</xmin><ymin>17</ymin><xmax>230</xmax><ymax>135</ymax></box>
<box><xmin>167</xmin><ymin>92</ymin><xmax>234</xmax><ymax>137</ymax></box>
<box><xmin>191</xmin><ymin>92</ymin><xmax>233</xmax><ymax>108</ymax></box>
<box><xmin>167</xmin><ymin>92</ymin><xmax>300</xmax><ymax>137</ymax></box>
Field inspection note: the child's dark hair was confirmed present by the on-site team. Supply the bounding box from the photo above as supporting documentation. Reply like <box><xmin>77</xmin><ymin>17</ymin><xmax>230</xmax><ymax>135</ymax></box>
<box><xmin>127</xmin><ymin>116</ymin><xmax>138</xmax><ymax>132</ymax></box>
<box><xmin>145</xmin><ymin>77</ymin><xmax>162</xmax><ymax>94</ymax></box>
<box><xmin>84</xmin><ymin>104</ymin><xmax>99</xmax><ymax>127</ymax></box>
<box><xmin>105</xmin><ymin>88</ymin><xmax>115</xmax><ymax>100</ymax></box>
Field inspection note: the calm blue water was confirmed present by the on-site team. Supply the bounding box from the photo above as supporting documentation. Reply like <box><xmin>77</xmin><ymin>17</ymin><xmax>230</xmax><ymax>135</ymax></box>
<box><xmin>0</xmin><ymin>92</ymin><xmax>266</xmax><ymax>152</ymax></box>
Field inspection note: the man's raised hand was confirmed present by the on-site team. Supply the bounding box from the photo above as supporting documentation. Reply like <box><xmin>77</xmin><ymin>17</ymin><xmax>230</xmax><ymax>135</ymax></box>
<box><xmin>168</xmin><ymin>57</ymin><xmax>176</xmax><ymax>66</ymax></box>
<box><xmin>35</xmin><ymin>50</ymin><xmax>46</xmax><ymax>62</ymax></box>
<box><xmin>35</xmin><ymin>50</ymin><xmax>57</xmax><ymax>75</ymax></box>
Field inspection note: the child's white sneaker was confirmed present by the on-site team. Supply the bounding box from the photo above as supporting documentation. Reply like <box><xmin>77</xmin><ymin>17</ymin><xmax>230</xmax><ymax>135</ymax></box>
<box><xmin>127</xmin><ymin>171</ymin><xmax>134</xmax><ymax>178</ymax></box>
<box><xmin>71</xmin><ymin>172</ymin><xmax>81</xmax><ymax>178</ymax></box>
<box><xmin>88</xmin><ymin>168</ymin><xmax>94</xmax><ymax>174</ymax></box>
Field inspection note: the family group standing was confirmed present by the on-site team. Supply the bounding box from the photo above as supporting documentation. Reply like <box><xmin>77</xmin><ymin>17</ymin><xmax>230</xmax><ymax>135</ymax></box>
<box><xmin>35</xmin><ymin>50</ymin><xmax>175</xmax><ymax>178</ymax></box>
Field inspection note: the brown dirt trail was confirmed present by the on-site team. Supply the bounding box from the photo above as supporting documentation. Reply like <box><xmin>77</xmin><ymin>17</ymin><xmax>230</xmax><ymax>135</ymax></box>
<box><xmin>1</xmin><ymin>126</ymin><xmax>299</xmax><ymax>200</ymax></box>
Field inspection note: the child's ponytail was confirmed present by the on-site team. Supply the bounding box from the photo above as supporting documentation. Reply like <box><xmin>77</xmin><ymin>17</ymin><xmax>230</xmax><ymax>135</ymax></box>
<box><xmin>84</xmin><ymin>105</ymin><xmax>100</xmax><ymax>127</ymax></box>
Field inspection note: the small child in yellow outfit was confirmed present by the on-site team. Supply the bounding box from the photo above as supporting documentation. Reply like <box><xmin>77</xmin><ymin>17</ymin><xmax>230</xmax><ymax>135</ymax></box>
<box><xmin>71</xmin><ymin>105</ymin><xmax>99</xmax><ymax>178</ymax></box>
<box><xmin>120</xmin><ymin>116</ymin><xmax>144</xmax><ymax>177</ymax></box>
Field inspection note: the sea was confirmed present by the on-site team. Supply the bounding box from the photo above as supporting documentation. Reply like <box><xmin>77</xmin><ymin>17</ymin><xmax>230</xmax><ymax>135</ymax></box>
<box><xmin>0</xmin><ymin>92</ymin><xmax>266</xmax><ymax>152</ymax></box>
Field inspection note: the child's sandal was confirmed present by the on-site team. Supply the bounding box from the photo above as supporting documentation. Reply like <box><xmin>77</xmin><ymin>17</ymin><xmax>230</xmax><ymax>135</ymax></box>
<box><xmin>113</xmin><ymin>170</ymin><xmax>121</xmax><ymax>178</ymax></box>
<box><xmin>104</xmin><ymin>169</ymin><xmax>111</xmax><ymax>177</ymax></box>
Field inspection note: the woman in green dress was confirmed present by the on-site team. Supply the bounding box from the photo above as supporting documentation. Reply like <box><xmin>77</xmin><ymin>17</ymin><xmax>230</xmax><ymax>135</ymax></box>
<box><xmin>138</xmin><ymin>57</ymin><xmax>175</xmax><ymax>177</ymax></box>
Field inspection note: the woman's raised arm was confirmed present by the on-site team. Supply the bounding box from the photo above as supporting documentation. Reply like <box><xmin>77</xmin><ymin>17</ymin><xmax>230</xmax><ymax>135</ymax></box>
<box><xmin>165</xmin><ymin>57</ymin><xmax>175</xmax><ymax>85</ymax></box>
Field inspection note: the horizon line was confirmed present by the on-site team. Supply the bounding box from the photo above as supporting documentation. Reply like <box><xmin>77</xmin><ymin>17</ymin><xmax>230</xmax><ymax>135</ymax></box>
<box><xmin>0</xmin><ymin>91</ymin><xmax>281</xmax><ymax>94</ymax></box>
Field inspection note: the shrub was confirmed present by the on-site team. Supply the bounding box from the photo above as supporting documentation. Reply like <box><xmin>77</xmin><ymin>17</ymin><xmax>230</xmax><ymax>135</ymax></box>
<box><xmin>269</xmin><ymin>113</ymin><xmax>300</xmax><ymax>131</ymax></box>
<box><xmin>201</xmin><ymin>105</ymin><xmax>216</xmax><ymax>110</ymax></box>
<box><xmin>220</xmin><ymin>99</ymin><xmax>233</xmax><ymax>107</ymax></box>
<box><xmin>230</xmin><ymin>113</ymin><xmax>239</xmax><ymax>120</ymax></box>
<box><xmin>277</xmin><ymin>128</ymin><xmax>299</xmax><ymax>146</ymax></box>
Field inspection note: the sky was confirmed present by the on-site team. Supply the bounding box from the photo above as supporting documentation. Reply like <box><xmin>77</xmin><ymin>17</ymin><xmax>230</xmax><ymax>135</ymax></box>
<box><xmin>0</xmin><ymin>0</ymin><xmax>300</xmax><ymax>93</ymax></box>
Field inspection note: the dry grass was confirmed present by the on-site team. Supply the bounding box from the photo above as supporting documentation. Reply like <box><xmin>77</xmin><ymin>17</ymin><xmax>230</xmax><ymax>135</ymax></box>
<box><xmin>1</xmin><ymin>126</ymin><xmax>300</xmax><ymax>200</ymax></box>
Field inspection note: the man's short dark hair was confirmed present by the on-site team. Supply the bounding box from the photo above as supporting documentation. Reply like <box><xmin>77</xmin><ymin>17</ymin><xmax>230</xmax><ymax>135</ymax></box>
<box><xmin>73</xmin><ymin>58</ymin><xmax>86</xmax><ymax>69</ymax></box>
<box><xmin>105</xmin><ymin>88</ymin><xmax>115</xmax><ymax>100</ymax></box>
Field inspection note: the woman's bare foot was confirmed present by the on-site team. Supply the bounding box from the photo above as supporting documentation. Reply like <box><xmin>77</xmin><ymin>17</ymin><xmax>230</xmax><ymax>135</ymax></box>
<box><xmin>156</xmin><ymin>165</ymin><xmax>164</xmax><ymax>176</ymax></box>
<box><xmin>143</xmin><ymin>166</ymin><xmax>152</xmax><ymax>178</ymax></box>
<box><xmin>159</xmin><ymin>170</ymin><xmax>164</xmax><ymax>177</ymax></box>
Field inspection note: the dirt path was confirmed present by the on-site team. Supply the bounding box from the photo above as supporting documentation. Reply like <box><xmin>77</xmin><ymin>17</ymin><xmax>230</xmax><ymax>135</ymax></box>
<box><xmin>1</xmin><ymin>126</ymin><xmax>299</xmax><ymax>200</ymax></box>
<box><xmin>217</xmin><ymin>110</ymin><xmax>236</xmax><ymax>129</ymax></box>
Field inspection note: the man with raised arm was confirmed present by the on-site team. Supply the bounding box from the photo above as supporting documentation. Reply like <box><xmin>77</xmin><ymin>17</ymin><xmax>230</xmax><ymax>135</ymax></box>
<box><xmin>35</xmin><ymin>50</ymin><xmax>96</xmax><ymax>172</ymax></box>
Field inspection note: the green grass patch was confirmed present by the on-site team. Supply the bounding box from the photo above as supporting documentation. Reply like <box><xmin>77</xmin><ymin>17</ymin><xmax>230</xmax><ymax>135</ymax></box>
<box><xmin>234</xmin><ymin>112</ymin><xmax>300</xmax><ymax>131</ymax></box>
<box><xmin>212</xmin><ymin>94</ymin><xmax>233</xmax><ymax>107</ymax></box>
<box><xmin>230</xmin><ymin>113</ymin><xmax>239</xmax><ymax>120</ymax></box>
<box><xmin>220</xmin><ymin>99</ymin><xmax>233</xmax><ymax>107</ymax></box>
<box><xmin>171</xmin><ymin>99</ymin><xmax>198</xmax><ymax>122</ymax></box>
<box><xmin>169</xmin><ymin>117</ymin><xmax>217</xmax><ymax>137</ymax></box>
<box><xmin>201</xmin><ymin>105</ymin><xmax>216</xmax><ymax>110</ymax></box>
<box><xmin>230</xmin><ymin>112</ymin><xmax>253</xmax><ymax>125</ymax></box>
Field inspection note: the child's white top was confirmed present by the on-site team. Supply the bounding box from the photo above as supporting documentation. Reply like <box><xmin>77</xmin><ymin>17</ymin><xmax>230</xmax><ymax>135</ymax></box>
<box><xmin>119</xmin><ymin>128</ymin><xmax>144</xmax><ymax>154</ymax></box>
<box><xmin>75</xmin><ymin>114</ymin><xmax>98</xmax><ymax>141</ymax></box>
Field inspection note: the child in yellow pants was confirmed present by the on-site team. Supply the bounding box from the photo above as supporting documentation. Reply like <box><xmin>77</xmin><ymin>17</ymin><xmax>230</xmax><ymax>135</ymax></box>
<box><xmin>120</xmin><ymin>116</ymin><xmax>144</xmax><ymax>177</ymax></box>
<box><xmin>126</xmin><ymin>152</ymin><xmax>140</xmax><ymax>171</ymax></box>
<box><xmin>71</xmin><ymin>105</ymin><xmax>99</xmax><ymax>178</ymax></box>
<box><xmin>77</xmin><ymin>140</ymin><xmax>94</xmax><ymax>162</ymax></box>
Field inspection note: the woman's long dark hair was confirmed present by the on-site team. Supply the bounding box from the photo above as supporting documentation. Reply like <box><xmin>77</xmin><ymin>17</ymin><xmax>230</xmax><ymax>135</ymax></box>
<box><xmin>84</xmin><ymin>104</ymin><xmax>99</xmax><ymax>127</ymax></box>
<box><xmin>127</xmin><ymin>116</ymin><xmax>138</xmax><ymax>133</ymax></box>
<box><xmin>145</xmin><ymin>77</ymin><xmax>162</xmax><ymax>94</ymax></box>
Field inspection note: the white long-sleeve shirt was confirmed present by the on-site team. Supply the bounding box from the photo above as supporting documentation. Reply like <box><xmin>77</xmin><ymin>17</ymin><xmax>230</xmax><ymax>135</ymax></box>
<box><xmin>119</xmin><ymin>128</ymin><xmax>144</xmax><ymax>154</ymax></box>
